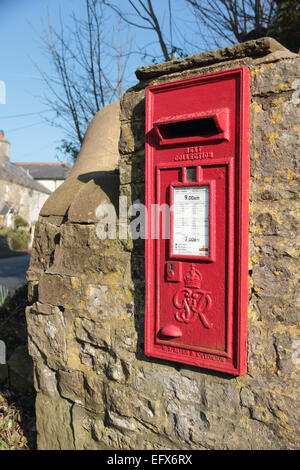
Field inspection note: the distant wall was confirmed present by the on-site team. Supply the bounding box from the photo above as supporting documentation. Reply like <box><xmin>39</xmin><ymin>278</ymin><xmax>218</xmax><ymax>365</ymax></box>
<box><xmin>36</xmin><ymin>179</ymin><xmax>65</xmax><ymax>193</ymax></box>
<box><xmin>26</xmin><ymin>39</ymin><xmax>300</xmax><ymax>450</ymax></box>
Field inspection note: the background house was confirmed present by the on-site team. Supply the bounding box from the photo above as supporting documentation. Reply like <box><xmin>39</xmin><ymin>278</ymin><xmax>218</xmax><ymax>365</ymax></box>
<box><xmin>0</xmin><ymin>130</ymin><xmax>51</xmax><ymax>228</ymax></box>
<box><xmin>15</xmin><ymin>162</ymin><xmax>71</xmax><ymax>193</ymax></box>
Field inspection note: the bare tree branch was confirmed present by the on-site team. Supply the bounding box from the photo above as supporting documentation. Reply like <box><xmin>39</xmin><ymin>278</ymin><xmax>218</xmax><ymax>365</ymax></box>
<box><xmin>102</xmin><ymin>0</ymin><xmax>172</xmax><ymax>60</ymax></box>
<box><xmin>186</xmin><ymin>0</ymin><xmax>276</xmax><ymax>45</ymax></box>
<box><xmin>28</xmin><ymin>0</ymin><xmax>131</xmax><ymax>160</ymax></box>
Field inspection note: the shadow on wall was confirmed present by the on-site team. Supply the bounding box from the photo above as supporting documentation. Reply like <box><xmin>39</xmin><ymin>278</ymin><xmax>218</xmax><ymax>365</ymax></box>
<box><xmin>77</xmin><ymin>171</ymin><xmax>120</xmax><ymax>218</ymax></box>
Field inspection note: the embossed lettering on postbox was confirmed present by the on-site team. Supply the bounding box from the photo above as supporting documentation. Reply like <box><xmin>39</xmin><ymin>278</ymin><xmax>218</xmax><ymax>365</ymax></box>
<box><xmin>145</xmin><ymin>68</ymin><xmax>250</xmax><ymax>376</ymax></box>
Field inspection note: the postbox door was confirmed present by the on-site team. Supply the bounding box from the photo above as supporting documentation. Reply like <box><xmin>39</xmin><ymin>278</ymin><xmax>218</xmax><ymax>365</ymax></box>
<box><xmin>145</xmin><ymin>68</ymin><xmax>250</xmax><ymax>376</ymax></box>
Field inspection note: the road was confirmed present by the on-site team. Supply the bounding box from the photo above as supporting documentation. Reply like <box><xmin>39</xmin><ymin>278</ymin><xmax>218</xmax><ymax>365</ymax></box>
<box><xmin>0</xmin><ymin>255</ymin><xmax>30</xmax><ymax>294</ymax></box>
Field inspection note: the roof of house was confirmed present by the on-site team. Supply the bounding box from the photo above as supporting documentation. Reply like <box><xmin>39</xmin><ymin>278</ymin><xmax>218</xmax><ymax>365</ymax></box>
<box><xmin>0</xmin><ymin>159</ymin><xmax>52</xmax><ymax>194</ymax></box>
<box><xmin>15</xmin><ymin>162</ymin><xmax>71</xmax><ymax>180</ymax></box>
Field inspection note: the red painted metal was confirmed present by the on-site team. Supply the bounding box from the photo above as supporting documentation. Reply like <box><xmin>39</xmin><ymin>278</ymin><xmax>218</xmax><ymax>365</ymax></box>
<box><xmin>145</xmin><ymin>68</ymin><xmax>250</xmax><ymax>376</ymax></box>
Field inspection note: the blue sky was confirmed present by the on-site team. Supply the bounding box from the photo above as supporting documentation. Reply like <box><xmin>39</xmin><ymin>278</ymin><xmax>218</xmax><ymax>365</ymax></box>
<box><xmin>1</xmin><ymin>0</ymin><xmax>70</xmax><ymax>163</ymax></box>
<box><xmin>0</xmin><ymin>0</ymin><xmax>203</xmax><ymax>164</ymax></box>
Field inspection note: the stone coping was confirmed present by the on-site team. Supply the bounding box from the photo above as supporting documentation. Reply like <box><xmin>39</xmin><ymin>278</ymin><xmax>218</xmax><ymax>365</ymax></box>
<box><xmin>135</xmin><ymin>37</ymin><xmax>297</xmax><ymax>80</ymax></box>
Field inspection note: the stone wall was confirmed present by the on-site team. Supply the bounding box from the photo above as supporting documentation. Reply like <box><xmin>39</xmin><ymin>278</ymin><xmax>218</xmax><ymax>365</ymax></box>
<box><xmin>26</xmin><ymin>38</ymin><xmax>300</xmax><ymax>450</ymax></box>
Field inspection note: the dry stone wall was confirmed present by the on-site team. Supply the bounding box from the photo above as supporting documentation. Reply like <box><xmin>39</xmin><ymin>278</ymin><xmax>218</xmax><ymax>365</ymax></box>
<box><xmin>26</xmin><ymin>38</ymin><xmax>300</xmax><ymax>450</ymax></box>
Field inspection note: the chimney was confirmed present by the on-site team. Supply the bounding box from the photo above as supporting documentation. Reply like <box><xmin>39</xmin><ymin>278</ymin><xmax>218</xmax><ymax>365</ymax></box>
<box><xmin>0</xmin><ymin>130</ymin><xmax>10</xmax><ymax>166</ymax></box>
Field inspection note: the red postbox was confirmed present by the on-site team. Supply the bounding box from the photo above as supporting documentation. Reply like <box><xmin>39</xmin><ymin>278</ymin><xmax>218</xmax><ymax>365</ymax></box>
<box><xmin>144</xmin><ymin>68</ymin><xmax>250</xmax><ymax>376</ymax></box>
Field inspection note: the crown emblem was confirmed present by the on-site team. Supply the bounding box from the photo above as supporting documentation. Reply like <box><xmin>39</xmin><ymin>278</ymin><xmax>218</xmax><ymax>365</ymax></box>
<box><xmin>184</xmin><ymin>264</ymin><xmax>202</xmax><ymax>289</ymax></box>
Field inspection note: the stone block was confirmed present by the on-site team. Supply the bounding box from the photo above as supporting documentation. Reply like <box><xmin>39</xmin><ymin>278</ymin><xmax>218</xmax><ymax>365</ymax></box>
<box><xmin>40</xmin><ymin>177</ymin><xmax>84</xmax><ymax>217</ymax></box>
<box><xmin>35</xmin><ymin>392</ymin><xmax>75</xmax><ymax>450</ymax></box>
<box><xmin>120</xmin><ymin>87</ymin><xmax>145</xmax><ymax>121</ymax></box>
<box><xmin>58</xmin><ymin>369</ymin><xmax>85</xmax><ymax>406</ymax></box>
<box><xmin>34</xmin><ymin>362</ymin><xmax>58</xmax><ymax>398</ymax></box>
<box><xmin>72</xmin><ymin>404</ymin><xmax>108</xmax><ymax>450</ymax></box>
<box><xmin>26</xmin><ymin>307</ymin><xmax>68</xmax><ymax>370</ymax></box>
<box><xmin>119</xmin><ymin>120</ymin><xmax>145</xmax><ymax>155</ymax></box>
<box><xmin>37</xmin><ymin>274</ymin><xmax>81</xmax><ymax>309</ymax></box>
<box><xmin>119</xmin><ymin>151</ymin><xmax>145</xmax><ymax>185</ymax></box>
<box><xmin>68</xmin><ymin>173</ymin><xmax>119</xmax><ymax>224</ymax></box>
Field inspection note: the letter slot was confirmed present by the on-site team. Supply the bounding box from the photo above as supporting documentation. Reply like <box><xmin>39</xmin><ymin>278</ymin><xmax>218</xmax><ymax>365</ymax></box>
<box><xmin>154</xmin><ymin>108</ymin><xmax>230</xmax><ymax>145</ymax></box>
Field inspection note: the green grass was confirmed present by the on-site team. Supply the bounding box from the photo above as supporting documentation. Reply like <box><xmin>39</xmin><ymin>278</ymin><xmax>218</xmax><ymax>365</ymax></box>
<box><xmin>0</xmin><ymin>393</ymin><xmax>29</xmax><ymax>450</ymax></box>
<box><xmin>14</xmin><ymin>216</ymin><xmax>29</xmax><ymax>229</ymax></box>
<box><xmin>0</xmin><ymin>229</ymin><xmax>30</xmax><ymax>251</ymax></box>
<box><xmin>0</xmin><ymin>285</ymin><xmax>9</xmax><ymax>307</ymax></box>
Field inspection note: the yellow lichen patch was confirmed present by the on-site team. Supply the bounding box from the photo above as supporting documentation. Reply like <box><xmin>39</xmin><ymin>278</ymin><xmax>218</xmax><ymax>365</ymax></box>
<box><xmin>101</xmin><ymin>271</ymin><xmax>123</xmax><ymax>286</ymax></box>
<box><xmin>282</xmin><ymin>294</ymin><xmax>291</xmax><ymax>301</ymax></box>
<box><xmin>287</xmin><ymin>170</ymin><xmax>296</xmax><ymax>180</ymax></box>
<box><xmin>85</xmin><ymin>287</ymin><xmax>91</xmax><ymax>296</ymax></box>
<box><xmin>254</xmin><ymin>225</ymin><xmax>263</xmax><ymax>234</ymax></box>
<box><xmin>272</xmin><ymin>96</ymin><xmax>285</xmax><ymax>109</ymax></box>
<box><xmin>266</xmin><ymin>132</ymin><xmax>279</xmax><ymax>145</ymax></box>
<box><xmin>247</xmin><ymin>306</ymin><xmax>257</xmax><ymax>322</ymax></box>
<box><xmin>285</xmin><ymin>247</ymin><xmax>299</xmax><ymax>257</ymax></box>
<box><xmin>249</xmin><ymin>202</ymin><xmax>254</xmax><ymax>215</ymax></box>
<box><xmin>71</xmin><ymin>277</ymin><xmax>80</xmax><ymax>289</ymax></box>
<box><xmin>254</xmin><ymin>286</ymin><xmax>263</xmax><ymax>297</ymax></box>
<box><xmin>254</xmin><ymin>151</ymin><xmax>259</xmax><ymax>159</ymax></box>
<box><xmin>275</xmin><ymin>410</ymin><xmax>289</xmax><ymax>426</ymax></box>
<box><xmin>275</xmin><ymin>82</ymin><xmax>292</xmax><ymax>93</ymax></box>
<box><xmin>250</xmin><ymin>253</ymin><xmax>260</xmax><ymax>266</ymax></box>
<box><xmin>67</xmin><ymin>352</ymin><xmax>81</xmax><ymax>370</ymax></box>
<box><xmin>121</xmin><ymin>124</ymin><xmax>135</xmax><ymax>151</ymax></box>
<box><xmin>64</xmin><ymin>304</ymin><xmax>73</xmax><ymax>310</ymax></box>
<box><xmin>294</xmin><ymin>124</ymin><xmax>300</xmax><ymax>132</ymax></box>
<box><xmin>264</xmin><ymin>176</ymin><xmax>272</xmax><ymax>183</ymax></box>
<box><xmin>271</xmin><ymin>111</ymin><xmax>283</xmax><ymax>124</ymax></box>
<box><xmin>267</xmin><ymin>208</ymin><xmax>281</xmax><ymax>222</ymax></box>
<box><xmin>276</xmin><ymin>83</ymin><xmax>284</xmax><ymax>92</ymax></box>
<box><xmin>251</xmin><ymin>102</ymin><xmax>262</xmax><ymax>113</ymax></box>
<box><xmin>61</xmin><ymin>293</ymin><xmax>67</xmax><ymax>299</ymax></box>
<box><xmin>68</xmin><ymin>351</ymin><xmax>93</xmax><ymax>376</ymax></box>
